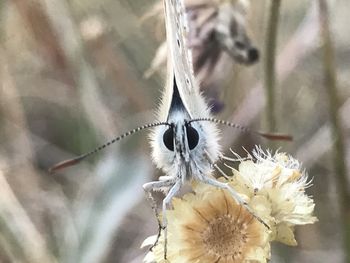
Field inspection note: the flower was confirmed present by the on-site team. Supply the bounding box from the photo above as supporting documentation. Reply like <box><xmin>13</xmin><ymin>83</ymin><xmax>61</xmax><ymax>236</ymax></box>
<box><xmin>143</xmin><ymin>183</ymin><xmax>270</xmax><ymax>263</ymax></box>
<box><xmin>227</xmin><ymin>147</ymin><xmax>318</xmax><ymax>245</ymax></box>
<box><xmin>142</xmin><ymin>147</ymin><xmax>317</xmax><ymax>261</ymax></box>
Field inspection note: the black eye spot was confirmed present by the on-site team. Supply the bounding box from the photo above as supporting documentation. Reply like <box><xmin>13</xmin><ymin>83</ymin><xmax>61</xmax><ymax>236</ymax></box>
<box><xmin>163</xmin><ymin>127</ymin><xmax>174</xmax><ymax>151</ymax></box>
<box><xmin>186</xmin><ymin>125</ymin><xmax>199</xmax><ymax>150</ymax></box>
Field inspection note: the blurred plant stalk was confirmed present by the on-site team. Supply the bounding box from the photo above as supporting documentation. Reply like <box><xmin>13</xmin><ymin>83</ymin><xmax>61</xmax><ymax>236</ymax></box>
<box><xmin>318</xmin><ymin>0</ymin><xmax>350</xmax><ymax>262</ymax></box>
<box><xmin>264</xmin><ymin>0</ymin><xmax>281</xmax><ymax>134</ymax></box>
<box><xmin>0</xmin><ymin>169</ymin><xmax>58</xmax><ymax>263</ymax></box>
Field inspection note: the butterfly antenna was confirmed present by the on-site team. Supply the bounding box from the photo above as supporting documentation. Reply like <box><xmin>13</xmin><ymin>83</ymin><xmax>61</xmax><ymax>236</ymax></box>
<box><xmin>189</xmin><ymin>117</ymin><xmax>293</xmax><ymax>141</ymax></box>
<box><xmin>49</xmin><ymin>121</ymin><xmax>170</xmax><ymax>173</ymax></box>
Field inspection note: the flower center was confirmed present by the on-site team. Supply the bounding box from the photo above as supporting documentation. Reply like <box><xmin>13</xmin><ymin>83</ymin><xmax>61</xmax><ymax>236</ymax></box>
<box><xmin>201</xmin><ymin>214</ymin><xmax>248</xmax><ymax>259</ymax></box>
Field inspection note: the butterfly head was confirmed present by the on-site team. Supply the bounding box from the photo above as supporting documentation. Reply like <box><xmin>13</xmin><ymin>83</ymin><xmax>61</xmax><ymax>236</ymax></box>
<box><xmin>151</xmin><ymin>112</ymin><xmax>216</xmax><ymax>180</ymax></box>
<box><xmin>150</xmin><ymin>78</ymin><xmax>220</xmax><ymax>178</ymax></box>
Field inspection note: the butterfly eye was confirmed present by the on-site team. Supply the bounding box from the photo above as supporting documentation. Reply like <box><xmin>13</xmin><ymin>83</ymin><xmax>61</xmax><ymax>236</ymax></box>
<box><xmin>186</xmin><ymin>125</ymin><xmax>199</xmax><ymax>150</ymax></box>
<box><xmin>163</xmin><ymin>127</ymin><xmax>174</xmax><ymax>151</ymax></box>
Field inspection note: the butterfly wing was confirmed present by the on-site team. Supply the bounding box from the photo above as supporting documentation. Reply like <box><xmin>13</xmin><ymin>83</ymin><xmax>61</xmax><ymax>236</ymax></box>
<box><xmin>158</xmin><ymin>0</ymin><xmax>211</xmax><ymax>120</ymax></box>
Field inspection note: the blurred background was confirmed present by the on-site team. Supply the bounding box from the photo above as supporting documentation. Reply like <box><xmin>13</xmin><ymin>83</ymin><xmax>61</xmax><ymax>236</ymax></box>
<box><xmin>1</xmin><ymin>0</ymin><xmax>349</xmax><ymax>262</ymax></box>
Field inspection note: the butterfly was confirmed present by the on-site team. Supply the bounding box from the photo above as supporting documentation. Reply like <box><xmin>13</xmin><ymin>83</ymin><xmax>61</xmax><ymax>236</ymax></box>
<box><xmin>144</xmin><ymin>0</ymin><xmax>270</xmax><ymax>258</ymax></box>
<box><xmin>49</xmin><ymin>0</ymin><xmax>291</xmax><ymax>259</ymax></box>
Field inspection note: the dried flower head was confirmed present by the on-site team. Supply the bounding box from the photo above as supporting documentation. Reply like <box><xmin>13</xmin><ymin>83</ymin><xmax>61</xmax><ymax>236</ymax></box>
<box><xmin>142</xmin><ymin>147</ymin><xmax>317</xmax><ymax>262</ymax></box>
<box><xmin>227</xmin><ymin>147</ymin><xmax>318</xmax><ymax>245</ymax></box>
<box><xmin>143</xmin><ymin>183</ymin><xmax>270</xmax><ymax>263</ymax></box>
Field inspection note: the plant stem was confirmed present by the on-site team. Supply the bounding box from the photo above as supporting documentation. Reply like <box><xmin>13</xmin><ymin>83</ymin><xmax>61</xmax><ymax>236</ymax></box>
<box><xmin>264</xmin><ymin>0</ymin><xmax>282</xmax><ymax>132</ymax></box>
<box><xmin>318</xmin><ymin>1</ymin><xmax>350</xmax><ymax>262</ymax></box>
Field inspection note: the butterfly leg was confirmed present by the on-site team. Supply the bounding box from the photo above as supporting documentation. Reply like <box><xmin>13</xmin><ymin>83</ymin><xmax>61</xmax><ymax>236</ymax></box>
<box><xmin>143</xmin><ymin>180</ymin><xmax>175</xmax><ymax>251</ymax></box>
<box><xmin>197</xmin><ymin>173</ymin><xmax>270</xmax><ymax>229</ymax></box>
<box><xmin>204</xmin><ymin>150</ymin><xmax>230</xmax><ymax>179</ymax></box>
<box><xmin>203</xmin><ymin>151</ymin><xmax>264</xmax><ymax>224</ymax></box>
<box><xmin>161</xmin><ymin>180</ymin><xmax>182</xmax><ymax>259</ymax></box>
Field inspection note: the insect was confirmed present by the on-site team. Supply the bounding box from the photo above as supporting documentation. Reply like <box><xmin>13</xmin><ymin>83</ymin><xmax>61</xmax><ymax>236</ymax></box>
<box><xmin>49</xmin><ymin>0</ymin><xmax>291</xmax><ymax>259</ymax></box>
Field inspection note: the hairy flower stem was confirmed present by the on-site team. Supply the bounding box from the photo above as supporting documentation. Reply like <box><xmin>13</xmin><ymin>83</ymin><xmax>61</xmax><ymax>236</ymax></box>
<box><xmin>264</xmin><ymin>0</ymin><xmax>281</xmax><ymax>133</ymax></box>
<box><xmin>318</xmin><ymin>1</ymin><xmax>350</xmax><ymax>262</ymax></box>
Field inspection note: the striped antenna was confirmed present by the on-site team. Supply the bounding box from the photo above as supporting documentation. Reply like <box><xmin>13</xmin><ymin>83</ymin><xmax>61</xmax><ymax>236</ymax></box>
<box><xmin>49</xmin><ymin>121</ymin><xmax>170</xmax><ymax>173</ymax></box>
<box><xmin>189</xmin><ymin>117</ymin><xmax>293</xmax><ymax>141</ymax></box>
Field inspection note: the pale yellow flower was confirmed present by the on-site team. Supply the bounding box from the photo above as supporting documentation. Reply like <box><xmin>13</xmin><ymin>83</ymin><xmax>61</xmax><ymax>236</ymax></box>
<box><xmin>228</xmin><ymin>147</ymin><xmax>318</xmax><ymax>245</ymax></box>
<box><xmin>143</xmin><ymin>183</ymin><xmax>270</xmax><ymax>263</ymax></box>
